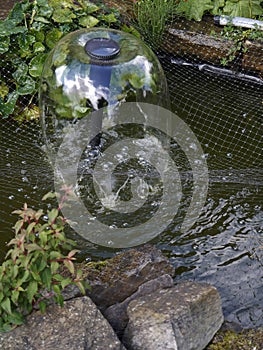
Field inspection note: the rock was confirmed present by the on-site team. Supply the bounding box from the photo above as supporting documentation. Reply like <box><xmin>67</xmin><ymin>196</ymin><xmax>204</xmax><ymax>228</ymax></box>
<box><xmin>0</xmin><ymin>296</ymin><xmax>126</xmax><ymax>350</ymax></box>
<box><xmin>242</xmin><ymin>40</ymin><xmax>263</xmax><ymax>72</ymax></box>
<box><xmin>166</xmin><ymin>28</ymin><xmax>233</xmax><ymax>65</ymax></box>
<box><xmin>84</xmin><ymin>245</ymin><xmax>175</xmax><ymax>310</ymax></box>
<box><xmin>123</xmin><ymin>281</ymin><xmax>224</xmax><ymax>350</ymax></box>
<box><xmin>104</xmin><ymin>274</ymin><xmax>174</xmax><ymax>337</ymax></box>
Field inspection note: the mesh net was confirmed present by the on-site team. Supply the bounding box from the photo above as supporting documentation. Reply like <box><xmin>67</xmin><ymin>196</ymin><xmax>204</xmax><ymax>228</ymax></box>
<box><xmin>0</xmin><ymin>0</ymin><xmax>263</xmax><ymax>328</ymax></box>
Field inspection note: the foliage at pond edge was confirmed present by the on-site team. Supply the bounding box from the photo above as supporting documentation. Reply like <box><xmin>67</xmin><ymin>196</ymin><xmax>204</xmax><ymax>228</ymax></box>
<box><xmin>0</xmin><ymin>188</ymin><xmax>87</xmax><ymax>332</ymax></box>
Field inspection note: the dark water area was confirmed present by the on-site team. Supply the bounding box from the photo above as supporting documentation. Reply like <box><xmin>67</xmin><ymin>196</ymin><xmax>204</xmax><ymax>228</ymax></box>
<box><xmin>0</xmin><ymin>62</ymin><xmax>262</xmax><ymax>329</ymax></box>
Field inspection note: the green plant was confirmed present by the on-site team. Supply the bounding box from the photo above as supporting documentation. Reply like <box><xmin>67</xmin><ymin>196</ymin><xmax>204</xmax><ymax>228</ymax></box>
<box><xmin>175</xmin><ymin>0</ymin><xmax>263</xmax><ymax>21</ymax></box>
<box><xmin>214</xmin><ymin>23</ymin><xmax>263</xmax><ymax>65</ymax></box>
<box><xmin>0</xmin><ymin>0</ymin><xmax>123</xmax><ymax>120</ymax></box>
<box><xmin>0</xmin><ymin>188</ymin><xmax>87</xmax><ymax>332</ymax></box>
<box><xmin>133</xmin><ymin>0</ymin><xmax>177</xmax><ymax>49</ymax></box>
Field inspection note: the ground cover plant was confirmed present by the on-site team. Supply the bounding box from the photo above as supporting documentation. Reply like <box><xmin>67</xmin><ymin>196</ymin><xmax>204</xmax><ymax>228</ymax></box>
<box><xmin>0</xmin><ymin>0</ymin><xmax>123</xmax><ymax>120</ymax></box>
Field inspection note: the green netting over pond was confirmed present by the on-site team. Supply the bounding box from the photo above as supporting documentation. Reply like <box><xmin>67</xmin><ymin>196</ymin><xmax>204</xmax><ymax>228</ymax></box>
<box><xmin>0</xmin><ymin>0</ymin><xmax>262</xmax><ymax>329</ymax></box>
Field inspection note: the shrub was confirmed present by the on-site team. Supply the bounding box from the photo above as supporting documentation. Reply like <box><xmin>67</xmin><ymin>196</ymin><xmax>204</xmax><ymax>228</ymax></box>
<box><xmin>0</xmin><ymin>188</ymin><xmax>87</xmax><ymax>332</ymax></box>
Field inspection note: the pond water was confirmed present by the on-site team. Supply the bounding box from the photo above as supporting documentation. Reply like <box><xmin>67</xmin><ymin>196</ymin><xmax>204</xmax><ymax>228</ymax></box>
<box><xmin>0</xmin><ymin>62</ymin><xmax>262</xmax><ymax>329</ymax></box>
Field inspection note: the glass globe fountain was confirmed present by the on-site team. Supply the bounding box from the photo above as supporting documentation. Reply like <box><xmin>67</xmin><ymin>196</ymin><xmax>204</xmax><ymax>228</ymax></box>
<box><xmin>39</xmin><ymin>27</ymin><xmax>170</xmax><ymax>160</ymax></box>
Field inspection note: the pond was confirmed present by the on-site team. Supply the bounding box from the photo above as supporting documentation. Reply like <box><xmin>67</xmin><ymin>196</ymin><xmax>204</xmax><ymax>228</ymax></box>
<box><xmin>0</xmin><ymin>59</ymin><xmax>262</xmax><ymax>329</ymax></box>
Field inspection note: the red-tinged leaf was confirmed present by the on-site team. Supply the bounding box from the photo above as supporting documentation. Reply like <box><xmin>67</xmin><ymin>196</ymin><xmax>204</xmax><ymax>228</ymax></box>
<box><xmin>63</xmin><ymin>259</ymin><xmax>75</xmax><ymax>275</ymax></box>
<box><xmin>34</xmin><ymin>209</ymin><xmax>44</xmax><ymax>220</ymax></box>
<box><xmin>26</xmin><ymin>243</ymin><xmax>43</xmax><ymax>252</ymax></box>
<box><xmin>13</xmin><ymin>219</ymin><xmax>24</xmax><ymax>234</ymax></box>
<box><xmin>42</xmin><ymin>192</ymin><xmax>57</xmax><ymax>201</ymax></box>
<box><xmin>26</xmin><ymin>222</ymin><xmax>36</xmax><ymax>234</ymax></box>
<box><xmin>12</xmin><ymin>209</ymin><xmax>24</xmax><ymax>216</ymax></box>
<box><xmin>48</xmin><ymin>208</ymin><xmax>58</xmax><ymax>224</ymax></box>
<box><xmin>67</xmin><ymin>249</ymin><xmax>80</xmax><ymax>259</ymax></box>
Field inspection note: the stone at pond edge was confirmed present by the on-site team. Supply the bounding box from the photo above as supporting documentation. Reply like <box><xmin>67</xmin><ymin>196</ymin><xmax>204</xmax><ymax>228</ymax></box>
<box><xmin>0</xmin><ymin>296</ymin><xmax>126</xmax><ymax>350</ymax></box>
<box><xmin>123</xmin><ymin>281</ymin><xmax>224</xmax><ymax>350</ymax></box>
<box><xmin>104</xmin><ymin>274</ymin><xmax>174</xmax><ymax>337</ymax></box>
<box><xmin>84</xmin><ymin>245</ymin><xmax>175</xmax><ymax>310</ymax></box>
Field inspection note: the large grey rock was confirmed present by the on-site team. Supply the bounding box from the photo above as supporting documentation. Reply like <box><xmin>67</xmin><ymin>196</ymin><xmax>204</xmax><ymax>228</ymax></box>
<box><xmin>0</xmin><ymin>296</ymin><xmax>126</xmax><ymax>350</ymax></box>
<box><xmin>85</xmin><ymin>245</ymin><xmax>175</xmax><ymax>310</ymax></box>
<box><xmin>104</xmin><ymin>274</ymin><xmax>174</xmax><ymax>336</ymax></box>
<box><xmin>123</xmin><ymin>281</ymin><xmax>224</xmax><ymax>350</ymax></box>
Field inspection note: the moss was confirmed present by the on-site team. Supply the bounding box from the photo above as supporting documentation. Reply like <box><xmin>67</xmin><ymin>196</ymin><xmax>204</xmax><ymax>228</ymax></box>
<box><xmin>206</xmin><ymin>328</ymin><xmax>263</xmax><ymax>350</ymax></box>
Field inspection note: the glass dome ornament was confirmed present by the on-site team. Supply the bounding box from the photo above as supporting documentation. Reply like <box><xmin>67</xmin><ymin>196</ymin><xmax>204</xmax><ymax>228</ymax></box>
<box><xmin>39</xmin><ymin>27</ymin><xmax>170</xmax><ymax>160</ymax></box>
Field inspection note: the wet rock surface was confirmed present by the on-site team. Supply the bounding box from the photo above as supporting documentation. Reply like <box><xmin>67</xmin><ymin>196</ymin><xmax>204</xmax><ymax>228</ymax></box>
<box><xmin>0</xmin><ymin>296</ymin><xmax>126</xmax><ymax>350</ymax></box>
<box><xmin>84</xmin><ymin>245</ymin><xmax>175</xmax><ymax>310</ymax></box>
<box><xmin>122</xmin><ymin>281</ymin><xmax>224</xmax><ymax>350</ymax></box>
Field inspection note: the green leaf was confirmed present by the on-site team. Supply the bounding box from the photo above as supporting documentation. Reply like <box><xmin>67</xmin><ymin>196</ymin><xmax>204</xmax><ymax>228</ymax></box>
<box><xmin>42</xmin><ymin>192</ymin><xmax>57</xmax><ymax>201</ymax></box>
<box><xmin>41</xmin><ymin>269</ymin><xmax>52</xmax><ymax>290</ymax></box>
<box><xmin>52</xmin><ymin>7</ymin><xmax>76</xmax><ymax>23</ymax></box>
<box><xmin>223</xmin><ymin>0</ymin><xmax>263</xmax><ymax>17</ymax></box>
<box><xmin>13</xmin><ymin>219</ymin><xmax>24</xmax><ymax>234</ymax></box>
<box><xmin>26</xmin><ymin>243</ymin><xmax>43</xmax><ymax>252</ymax></box>
<box><xmin>51</xmin><ymin>261</ymin><xmax>60</xmax><ymax>274</ymax></box>
<box><xmin>1</xmin><ymin>298</ymin><xmax>12</xmax><ymax>314</ymax></box>
<box><xmin>27</xmin><ymin>281</ymin><xmax>38</xmax><ymax>303</ymax></box>
<box><xmin>33</xmin><ymin>41</ymin><xmax>45</xmax><ymax>53</ymax></box>
<box><xmin>8</xmin><ymin>311</ymin><xmax>24</xmax><ymax>326</ymax></box>
<box><xmin>39</xmin><ymin>300</ymin><xmax>47</xmax><ymax>313</ymax></box>
<box><xmin>11</xmin><ymin>290</ymin><xmax>20</xmax><ymax>304</ymax></box>
<box><xmin>0</xmin><ymin>20</ymin><xmax>26</xmax><ymax>37</ymax></box>
<box><xmin>46</xmin><ymin>28</ymin><xmax>63</xmax><ymax>49</ymax></box>
<box><xmin>47</xmin><ymin>208</ymin><xmax>59</xmax><ymax>224</ymax></box>
<box><xmin>0</xmin><ymin>83</ymin><xmax>9</xmax><ymax>99</ymax></box>
<box><xmin>13</xmin><ymin>62</ymin><xmax>28</xmax><ymax>84</ymax></box>
<box><xmin>28</xmin><ymin>53</ymin><xmax>47</xmax><ymax>77</ymax></box>
<box><xmin>176</xmin><ymin>0</ymin><xmax>213</xmax><ymax>21</ymax></box>
<box><xmin>54</xmin><ymin>293</ymin><xmax>64</xmax><ymax>307</ymax></box>
<box><xmin>85</xmin><ymin>2</ymin><xmax>100</xmax><ymax>13</ymax></box>
<box><xmin>212</xmin><ymin>0</ymin><xmax>225</xmax><ymax>14</ymax></box>
<box><xmin>52</xmin><ymin>284</ymin><xmax>61</xmax><ymax>295</ymax></box>
<box><xmin>0</xmin><ymin>91</ymin><xmax>19</xmax><ymax>117</ymax></box>
<box><xmin>26</xmin><ymin>222</ymin><xmax>36</xmax><ymax>234</ymax></box>
<box><xmin>17</xmin><ymin>76</ymin><xmax>36</xmax><ymax>95</ymax></box>
<box><xmin>0</xmin><ymin>36</ymin><xmax>10</xmax><ymax>54</ymax></box>
<box><xmin>61</xmin><ymin>277</ymin><xmax>72</xmax><ymax>289</ymax></box>
<box><xmin>79</xmin><ymin>15</ymin><xmax>99</xmax><ymax>28</ymax></box>
<box><xmin>7</xmin><ymin>1</ymin><xmax>30</xmax><ymax>23</ymax></box>
<box><xmin>75</xmin><ymin>281</ymin><xmax>86</xmax><ymax>295</ymax></box>
<box><xmin>39</xmin><ymin>231</ymin><xmax>48</xmax><ymax>246</ymax></box>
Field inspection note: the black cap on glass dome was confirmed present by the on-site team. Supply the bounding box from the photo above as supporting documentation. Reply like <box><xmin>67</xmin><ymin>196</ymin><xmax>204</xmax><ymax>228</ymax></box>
<box><xmin>85</xmin><ymin>38</ymin><xmax>120</xmax><ymax>60</ymax></box>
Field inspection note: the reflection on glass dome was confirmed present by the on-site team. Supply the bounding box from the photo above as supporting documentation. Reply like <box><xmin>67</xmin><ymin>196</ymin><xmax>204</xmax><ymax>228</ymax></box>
<box><xmin>39</xmin><ymin>28</ymin><xmax>169</xmax><ymax>160</ymax></box>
